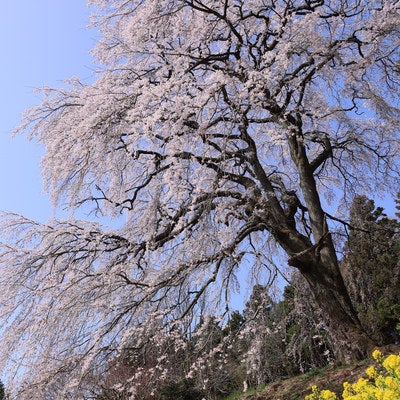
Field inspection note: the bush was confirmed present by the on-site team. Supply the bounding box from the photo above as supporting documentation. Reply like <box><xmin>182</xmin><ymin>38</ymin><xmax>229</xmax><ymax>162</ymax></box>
<box><xmin>160</xmin><ymin>378</ymin><xmax>204</xmax><ymax>400</ymax></box>
<box><xmin>305</xmin><ymin>350</ymin><xmax>400</xmax><ymax>400</ymax></box>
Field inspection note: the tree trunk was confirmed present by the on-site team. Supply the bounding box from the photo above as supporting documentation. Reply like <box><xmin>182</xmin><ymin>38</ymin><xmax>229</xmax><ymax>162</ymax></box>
<box><xmin>275</xmin><ymin>224</ymin><xmax>376</xmax><ymax>363</ymax></box>
<box><xmin>279</xmin><ymin>131</ymin><xmax>376</xmax><ymax>363</ymax></box>
<box><xmin>301</xmin><ymin>260</ymin><xmax>375</xmax><ymax>364</ymax></box>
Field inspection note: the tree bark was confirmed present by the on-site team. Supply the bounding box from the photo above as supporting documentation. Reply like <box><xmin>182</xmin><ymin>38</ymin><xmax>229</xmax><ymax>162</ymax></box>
<box><xmin>271</xmin><ymin>216</ymin><xmax>376</xmax><ymax>363</ymax></box>
<box><xmin>302</xmin><ymin>258</ymin><xmax>375</xmax><ymax>364</ymax></box>
<box><xmin>272</xmin><ymin>130</ymin><xmax>377</xmax><ymax>363</ymax></box>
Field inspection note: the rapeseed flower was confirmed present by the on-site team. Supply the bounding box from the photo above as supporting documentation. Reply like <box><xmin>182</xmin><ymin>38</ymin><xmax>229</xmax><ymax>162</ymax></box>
<box><xmin>304</xmin><ymin>351</ymin><xmax>400</xmax><ymax>400</ymax></box>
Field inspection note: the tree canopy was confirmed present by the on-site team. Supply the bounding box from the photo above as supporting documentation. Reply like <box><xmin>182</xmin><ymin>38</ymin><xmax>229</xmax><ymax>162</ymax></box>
<box><xmin>0</xmin><ymin>0</ymin><xmax>399</xmax><ymax>398</ymax></box>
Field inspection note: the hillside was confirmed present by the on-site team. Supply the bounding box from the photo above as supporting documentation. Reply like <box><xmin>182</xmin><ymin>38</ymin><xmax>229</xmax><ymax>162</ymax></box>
<box><xmin>235</xmin><ymin>344</ymin><xmax>400</xmax><ymax>400</ymax></box>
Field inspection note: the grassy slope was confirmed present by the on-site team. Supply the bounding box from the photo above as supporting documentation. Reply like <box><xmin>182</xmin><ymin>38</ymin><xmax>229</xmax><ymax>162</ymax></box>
<box><xmin>234</xmin><ymin>344</ymin><xmax>400</xmax><ymax>400</ymax></box>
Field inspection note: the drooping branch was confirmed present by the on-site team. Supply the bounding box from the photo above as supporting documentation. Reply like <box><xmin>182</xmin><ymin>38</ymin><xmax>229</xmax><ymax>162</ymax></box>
<box><xmin>1</xmin><ymin>0</ymin><xmax>399</xmax><ymax>397</ymax></box>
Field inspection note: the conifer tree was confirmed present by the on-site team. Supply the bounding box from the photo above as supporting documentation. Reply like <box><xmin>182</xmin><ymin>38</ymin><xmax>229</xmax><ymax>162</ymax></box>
<box><xmin>0</xmin><ymin>381</ymin><xmax>6</xmax><ymax>400</ymax></box>
<box><xmin>396</xmin><ymin>192</ymin><xmax>400</xmax><ymax>219</ymax></box>
<box><xmin>341</xmin><ymin>195</ymin><xmax>400</xmax><ymax>344</ymax></box>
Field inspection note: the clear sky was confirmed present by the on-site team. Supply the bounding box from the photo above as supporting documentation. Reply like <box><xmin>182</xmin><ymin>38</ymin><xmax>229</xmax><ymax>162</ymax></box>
<box><xmin>0</xmin><ymin>1</ymin><xmax>97</xmax><ymax>221</ymax></box>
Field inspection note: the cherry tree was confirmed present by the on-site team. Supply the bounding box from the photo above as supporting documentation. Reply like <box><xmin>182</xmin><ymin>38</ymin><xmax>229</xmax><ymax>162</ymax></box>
<box><xmin>0</xmin><ymin>0</ymin><xmax>399</xmax><ymax>398</ymax></box>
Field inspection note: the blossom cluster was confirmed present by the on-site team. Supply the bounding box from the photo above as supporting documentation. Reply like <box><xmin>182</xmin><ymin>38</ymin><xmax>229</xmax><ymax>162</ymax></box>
<box><xmin>305</xmin><ymin>350</ymin><xmax>400</xmax><ymax>400</ymax></box>
<box><xmin>305</xmin><ymin>386</ymin><xmax>337</xmax><ymax>400</ymax></box>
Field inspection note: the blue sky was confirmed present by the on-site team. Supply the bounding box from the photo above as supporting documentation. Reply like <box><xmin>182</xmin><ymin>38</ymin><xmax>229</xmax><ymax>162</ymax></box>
<box><xmin>0</xmin><ymin>1</ymin><xmax>97</xmax><ymax>221</ymax></box>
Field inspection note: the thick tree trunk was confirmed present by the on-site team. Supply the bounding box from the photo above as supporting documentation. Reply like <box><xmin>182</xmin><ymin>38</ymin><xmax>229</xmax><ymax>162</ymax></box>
<box><xmin>275</xmin><ymin>225</ymin><xmax>376</xmax><ymax>363</ymax></box>
<box><xmin>279</xmin><ymin>130</ymin><xmax>376</xmax><ymax>363</ymax></box>
<box><xmin>301</xmin><ymin>260</ymin><xmax>375</xmax><ymax>364</ymax></box>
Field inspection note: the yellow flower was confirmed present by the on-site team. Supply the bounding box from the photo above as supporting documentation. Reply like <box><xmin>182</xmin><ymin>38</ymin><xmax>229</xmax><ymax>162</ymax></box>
<box><xmin>305</xmin><ymin>385</ymin><xmax>319</xmax><ymax>400</ymax></box>
<box><xmin>305</xmin><ymin>351</ymin><xmax>400</xmax><ymax>400</ymax></box>
<box><xmin>320</xmin><ymin>389</ymin><xmax>337</xmax><ymax>400</ymax></box>
<box><xmin>342</xmin><ymin>381</ymin><xmax>353</xmax><ymax>397</ymax></box>
<box><xmin>305</xmin><ymin>385</ymin><xmax>337</xmax><ymax>400</ymax></box>
<box><xmin>366</xmin><ymin>365</ymin><xmax>377</xmax><ymax>379</ymax></box>
<box><xmin>373</xmin><ymin>349</ymin><xmax>384</xmax><ymax>362</ymax></box>
<box><xmin>382</xmin><ymin>354</ymin><xmax>400</xmax><ymax>375</ymax></box>
<box><xmin>352</xmin><ymin>377</ymin><xmax>369</xmax><ymax>392</ymax></box>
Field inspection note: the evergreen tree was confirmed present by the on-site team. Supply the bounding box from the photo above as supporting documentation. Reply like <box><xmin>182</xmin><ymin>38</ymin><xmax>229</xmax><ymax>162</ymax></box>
<box><xmin>240</xmin><ymin>284</ymin><xmax>289</xmax><ymax>386</ymax></box>
<box><xmin>341</xmin><ymin>195</ymin><xmax>400</xmax><ymax>344</ymax></box>
<box><xmin>281</xmin><ymin>273</ymin><xmax>333</xmax><ymax>373</ymax></box>
<box><xmin>0</xmin><ymin>381</ymin><xmax>5</xmax><ymax>400</ymax></box>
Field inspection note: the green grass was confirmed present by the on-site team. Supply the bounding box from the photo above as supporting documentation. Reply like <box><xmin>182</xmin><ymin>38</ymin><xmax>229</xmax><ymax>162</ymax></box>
<box><xmin>223</xmin><ymin>384</ymin><xmax>266</xmax><ymax>400</ymax></box>
<box><xmin>304</xmin><ymin>368</ymin><xmax>322</xmax><ymax>378</ymax></box>
<box><xmin>223</xmin><ymin>391</ymin><xmax>245</xmax><ymax>400</ymax></box>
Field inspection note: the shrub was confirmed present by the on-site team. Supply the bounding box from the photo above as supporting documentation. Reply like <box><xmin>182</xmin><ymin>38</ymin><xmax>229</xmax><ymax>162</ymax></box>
<box><xmin>160</xmin><ymin>378</ymin><xmax>204</xmax><ymax>400</ymax></box>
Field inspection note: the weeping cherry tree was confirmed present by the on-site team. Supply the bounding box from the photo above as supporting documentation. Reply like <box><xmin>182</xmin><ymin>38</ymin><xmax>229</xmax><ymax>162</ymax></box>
<box><xmin>0</xmin><ymin>0</ymin><xmax>399</xmax><ymax>398</ymax></box>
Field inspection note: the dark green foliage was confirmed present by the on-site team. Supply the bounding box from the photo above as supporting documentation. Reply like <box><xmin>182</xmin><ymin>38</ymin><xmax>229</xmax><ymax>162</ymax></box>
<box><xmin>281</xmin><ymin>284</ymin><xmax>295</xmax><ymax>318</ymax></box>
<box><xmin>0</xmin><ymin>381</ymin><xmax>5</xmax><ymax>400</ymax></box>
<box><xmin>240</xmin><ymin>284</ymin><xmax>289</xmax><ymax>385</ymax></box>
<box><xmin>224</xmin><ymin>311</ymin><xmax>245</xmax><ymax>335</ymax></box>
<box><xmin>279</xmin><ymin>274</ymin><xmax>333</xmax><ymax>374</ymax></box>
<box><xmin>243</xmin><ymin>284</ymin><xmax>272</xmax><ymax>319</ymax></box>
<box><xmin>341</xmin><ymin>195</ymin><xmax>400</xmax><ymax>344</ymax></box>
<box><xmin>160</xmin><ymin>379</ymin><xmax>204</xmax><ymax>400</ymax></box>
